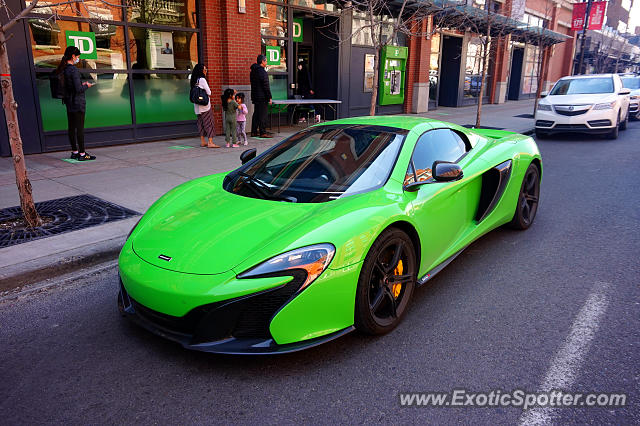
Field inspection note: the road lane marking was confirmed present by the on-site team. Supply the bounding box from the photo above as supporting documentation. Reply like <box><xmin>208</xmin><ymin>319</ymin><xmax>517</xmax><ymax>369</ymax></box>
<box><xmin>519</xmin><ymin>281</ymin><xmax>611</xmax><ymax>425</ymax></box>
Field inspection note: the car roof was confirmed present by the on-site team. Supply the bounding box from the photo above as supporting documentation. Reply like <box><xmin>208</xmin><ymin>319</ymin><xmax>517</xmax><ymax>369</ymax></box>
<box><xmin>321</xmin><ymin>115</ymin><xmax>443</xmax><ymax>131</ymax></box>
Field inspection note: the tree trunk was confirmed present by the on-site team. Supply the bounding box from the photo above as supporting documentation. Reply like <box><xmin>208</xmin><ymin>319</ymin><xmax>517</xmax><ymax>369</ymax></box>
<box><xmin>475</xmin><ymin>37</ymin><xmax>490</xmax><ymax>128</ymax></box>
<box><xmin>0</xmin><ymin>30</ymin><xmax>41</xmax><ymax>227</ymax></box>
<box><xmin>369</xmin><ymin>48</ymin><xmax>379</xmax><ymax>116</ymax></box>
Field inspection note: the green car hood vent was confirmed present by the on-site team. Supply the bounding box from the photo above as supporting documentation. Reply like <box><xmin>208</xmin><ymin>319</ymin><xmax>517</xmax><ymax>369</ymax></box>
<box><xmin>132</xmin><ymin>189</ymin><xmax>318</xmax><ymax>275</ymax></box>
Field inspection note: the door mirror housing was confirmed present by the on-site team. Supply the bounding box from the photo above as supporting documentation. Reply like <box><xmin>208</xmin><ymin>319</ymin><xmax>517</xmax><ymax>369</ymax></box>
<box><xmin>540</xmin><ymin>91</ymin><xmax>549</xmax><ymax>98</ymax></box>
<box><xmin>433</xmin><ymin>161</ymin><xmax>463</xmax><ymax>182</ymax></box>
<box><xmin>240</xmin><ymin>148</ymin><xmax>257</xmax><ymax>165</ymax></box>
<box><xmin>619</xmin><ymin>88</ymin><xmax>631</xmax><ymax>95</ymax></box>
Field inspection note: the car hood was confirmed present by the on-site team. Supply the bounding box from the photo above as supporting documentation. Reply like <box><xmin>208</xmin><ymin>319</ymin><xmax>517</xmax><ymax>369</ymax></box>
<box><xmin>546</xmin><ymin>93</ymin><xmax>616</xmax><ymax>105</ymax></box>
<box><xmin>132</xmin><ymin>175</ymin><xmax>321</xmax><ymax>275</ymax></box>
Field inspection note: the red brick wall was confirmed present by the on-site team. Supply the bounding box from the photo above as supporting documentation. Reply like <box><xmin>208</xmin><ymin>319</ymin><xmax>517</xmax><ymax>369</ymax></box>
<box><xmin>404</xmin><ymin>18</ymin><xmax>431</xmax><ymax>113</ymax></box>
<box><xmin>200</xmin><ymin>0</ymin><xmax>261</xmax><ymax>131</ymax></box>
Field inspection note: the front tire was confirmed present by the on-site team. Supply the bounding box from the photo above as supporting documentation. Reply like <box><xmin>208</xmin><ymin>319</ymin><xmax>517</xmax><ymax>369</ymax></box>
<box><xmin>510</xmin><ymin>163</ymin><xmax>540</xmax><ymax>230</ymax></box>
<box><xmin>620</xmin><ymin>109</ymin><xmax>629</xmax><ymax>130</ymax></box>
<box><xmin>355</xmin><ymin>228</ymin><xmax>417</xmax><ymax>335</ymax></box>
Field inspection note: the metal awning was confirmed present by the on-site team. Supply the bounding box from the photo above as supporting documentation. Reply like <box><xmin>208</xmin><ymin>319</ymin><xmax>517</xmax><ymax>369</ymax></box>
<box><xmin>409</xmin><ymin>0</ymin><xmax>571</xmax><ymax>46</ymax></box>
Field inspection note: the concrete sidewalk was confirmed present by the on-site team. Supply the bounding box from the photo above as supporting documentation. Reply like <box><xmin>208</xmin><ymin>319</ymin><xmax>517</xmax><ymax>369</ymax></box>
<box><xmin>0</xmin><ymin>99</ymin><xmax>535</xmax><ymax>291</ymax></box>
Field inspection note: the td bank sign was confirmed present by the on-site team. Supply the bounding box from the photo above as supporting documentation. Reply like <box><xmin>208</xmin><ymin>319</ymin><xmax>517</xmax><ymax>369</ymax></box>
<box><xmin>66</xmin><ymin>31</ymin><xmax>98</xmax><ymax>60</ymax></box>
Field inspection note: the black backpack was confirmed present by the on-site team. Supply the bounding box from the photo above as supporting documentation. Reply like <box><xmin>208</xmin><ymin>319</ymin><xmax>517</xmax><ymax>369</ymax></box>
<box><xmin>49</xmin><ymin>70</ymin><xmax>66</xmax><ymax>99</ymax></box>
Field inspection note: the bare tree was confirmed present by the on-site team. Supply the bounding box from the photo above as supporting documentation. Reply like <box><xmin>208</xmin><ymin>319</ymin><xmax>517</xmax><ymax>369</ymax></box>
<box><xmin>0</xmin><ymin>0</ymin><xmax>122</xmax><ymax>227</ymax></box>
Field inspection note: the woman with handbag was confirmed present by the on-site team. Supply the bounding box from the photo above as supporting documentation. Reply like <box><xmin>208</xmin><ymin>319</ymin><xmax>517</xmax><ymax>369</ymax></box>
<box><xmin>190</xmin><ymin>64</ymin><xmax>219</xmax><ymax>148</ymax></box>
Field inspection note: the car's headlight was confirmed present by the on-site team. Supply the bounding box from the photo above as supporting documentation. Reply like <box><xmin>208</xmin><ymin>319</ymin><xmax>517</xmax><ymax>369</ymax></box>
<box><xmin>237</xmin><ymin>244</ymin><xmax>335</xmax><ymax>291</ymax></box>
<box><xmin>537</xmin><ymin>103</ymin><xmax>552</xmax><ymax>111</ymax></box>
<box><xmin>593</xmin><ymin>101</ymin><xmax>615</xmax><ymax>110</ymax></box>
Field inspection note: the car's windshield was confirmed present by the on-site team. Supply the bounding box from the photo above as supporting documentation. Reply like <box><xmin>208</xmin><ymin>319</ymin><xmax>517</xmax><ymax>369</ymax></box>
<box><xmin>549</xmin><ymin>77</ymin><xmax>614</xmax><ymax>95</ymax></box>
<box><xmin>223</xmin><ymin>125</ymin><xmax>407</xmax><ymax>203</ymax></box>
<box><xmin>621</xmin><ymin>77</ymin><xmax>640</xmax><ymax>89</ymax></box>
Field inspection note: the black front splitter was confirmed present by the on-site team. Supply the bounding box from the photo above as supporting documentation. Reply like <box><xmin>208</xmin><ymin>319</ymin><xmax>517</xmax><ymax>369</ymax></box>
<box><xmin>119</xmin><ymin>290</ymin><xmax>354</xmax><ymax>355</ymax></box>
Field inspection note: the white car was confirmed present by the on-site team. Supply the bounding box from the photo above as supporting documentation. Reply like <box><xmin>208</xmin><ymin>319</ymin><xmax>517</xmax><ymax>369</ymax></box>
<box><xmin>535</xmin><ymin>74</ymin><xmax>631</xmax><ymax>139</ymax></box>
<box><xmin>620</xmin><ymin>75</ymin><xmax>640</xmax><ymax>120</ymax></box>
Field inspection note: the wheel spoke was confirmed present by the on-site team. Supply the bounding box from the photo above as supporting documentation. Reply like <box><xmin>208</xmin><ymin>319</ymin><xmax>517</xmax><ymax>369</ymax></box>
<box><xmin>373</xmin><ymin>261</ymin><xmax>385</xmax><ymax>277</ymax></box>
<box><xmin>391</xmin><ymin>274</ymin><xmax>413</xmax><ymax>284</ymax></box>
<box><xmin>522</xmin><ymin>202</ymin><xmax>530</xmax><ymax>221</ymax></box>
<box><xmin>386</xmin><ymin>242</ymin><xmax>404</xmax><ymax>273</ymax></box>
<box><xmin>369</xmin><ymin>287</ymin><xmax>385</xmax><ymax>313</ymax></box>
<box><xmin>524</xmin><ymin>194</ymin><xmax>538</xmax><ymax>203</ymax></box>
<box><xmin>384</xmin><ymin>287</ymin><xmax>398</xmax><ymax>318</ymax></box>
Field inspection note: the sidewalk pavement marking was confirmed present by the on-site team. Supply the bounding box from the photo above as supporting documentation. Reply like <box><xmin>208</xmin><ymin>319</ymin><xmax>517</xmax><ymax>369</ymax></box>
<box><xmin>518</xmin><ymin>281</ymin><xmax>611</xmax><ymax>426</ymax></box>
<box><xmin>61</xmin><ymin>159</ymin><xmax>81</xmax><ymax>164</ymax></box>
<box><xmin>168</xmin><ymin>145</ymin><xmax>194</xmax><ymax>150</ymax></box>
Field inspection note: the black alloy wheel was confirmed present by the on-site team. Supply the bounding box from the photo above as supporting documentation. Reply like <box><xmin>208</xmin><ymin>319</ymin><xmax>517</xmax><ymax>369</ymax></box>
<box><xmin>510</xmin><ymin>163</ymin><xmax>540</xmax><ymax>230</ymax></box>
<box><xmin>355</xmin><ymin>228</ymin><xmax>417</xmax><ymax>335</ymax></box>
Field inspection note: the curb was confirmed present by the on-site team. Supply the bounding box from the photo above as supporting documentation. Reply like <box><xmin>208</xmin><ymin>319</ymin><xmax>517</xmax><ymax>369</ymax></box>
<box><xmin>0</xmin><ymin>236</ymin><xmax>126</xmax><ymax>293</ymax></box>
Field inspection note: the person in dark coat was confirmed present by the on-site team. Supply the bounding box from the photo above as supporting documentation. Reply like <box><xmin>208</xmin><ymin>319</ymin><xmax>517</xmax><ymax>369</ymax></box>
<box><xmin>56</xmin><ymin>45</ymin><xmax>95</xmax><ymax>161</ymax></box>
<box><xmin>249</xmin><ymin>54</ymin><xmax>273</xmax><ymax>138</ymax></box>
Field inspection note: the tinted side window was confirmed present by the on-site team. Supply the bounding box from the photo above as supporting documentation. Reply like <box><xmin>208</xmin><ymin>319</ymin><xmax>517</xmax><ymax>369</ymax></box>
<box><xmin>409</xmin><ymin>129</ymin><xmax>467</xmax><ymax>182</ymax></box>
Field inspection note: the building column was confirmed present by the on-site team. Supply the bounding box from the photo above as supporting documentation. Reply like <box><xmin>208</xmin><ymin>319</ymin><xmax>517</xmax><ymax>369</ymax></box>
<box><xmin>200</xmin><ymin>0</ymin><xmax>260</xmax><ymax>132</ymax></box>
<box><xmin>404</xmin><ymin>17</ymin><xmax>431</xmax><ymax>114</ymax></box>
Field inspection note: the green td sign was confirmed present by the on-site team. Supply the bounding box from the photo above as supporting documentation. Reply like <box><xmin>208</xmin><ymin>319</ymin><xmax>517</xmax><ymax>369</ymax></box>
<box><xmin>293</xmin><ymin>18</ymin><xmax>303</xmax><ymax>42</ymax></box>
<box><xmin>266</xmin><ymin>46</ymin><xmax>280</xmax><ymax>66</ymax></box>
<box><xmin>65</xmin><ymin>31</ymin><xmax>97</xmax><ymax>59</ymax></box>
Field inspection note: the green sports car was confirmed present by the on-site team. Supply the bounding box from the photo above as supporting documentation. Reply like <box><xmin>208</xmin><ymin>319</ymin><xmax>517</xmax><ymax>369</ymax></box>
<box><xmin>118</xmin><ymin>116</ymin><xmax>541</xmax><ymax>354</ymax></box>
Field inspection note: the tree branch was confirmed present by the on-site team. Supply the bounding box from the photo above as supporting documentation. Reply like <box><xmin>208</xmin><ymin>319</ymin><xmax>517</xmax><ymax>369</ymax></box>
<box><xmin>2</xmin><ymin>0</ymin><xmax>38</xmax><ymax>32</ymax></box>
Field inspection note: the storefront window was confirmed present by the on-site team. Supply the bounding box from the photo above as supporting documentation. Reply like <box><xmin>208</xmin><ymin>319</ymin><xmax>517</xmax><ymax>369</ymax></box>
<box><xmin>35</xmin><ymin>72</ymin><xmax>132</xmax><ymax>131</ymax></box>
<box><xmin>351</xmin><ymin>12</ymin><xmax>398</xmax><ymax>46</ymax></box>
<box><xmin>464</xmin><ymin>37</ymin><xmax>484</xmax><ymax>98</ymax></box>
<box><xmin>522</xmin><ymin>45</ymin><xmax>541</xmax><ymax>94</ymax></box>
<box><xmin>27</xmin><ymin>0</ymin><xmax>123</xmax><ymax>21</ymax></box>
<box><xmin>290</xmin><ymin>0</ymin><xmax>339</xmax><ymax>12</ymax></box>
<box><xmin>129</xmin><ymin>28</ymin><xmax>198</xmax><ymax>71</ymax></box>
<box><xmin>29</xmin><ymin>20</ymin><xmax>127</xmax><ymax>69</ymax></box>
<box><xmin>260</xmin><ymin>3</ymin><xmax>287</xmax><ymax>37</ymax></box>
<box><xmin>429</xmin><ymin>33</ymin><xmax>440</xmax><ymax>102</ymax></box>
<box><xmin>127</xmin><ymin>0</ymin><xmax>198</xmax><ymax>28</ymax></box>
<box><xmin>262</xmin><ymin>39</ymin><xmax>288</xmax><ymax>74</ymax></box>
<box><xmin>133</xmin><ymin>74</ymin><xmax>194</xmax><ymax>124</ymax></box>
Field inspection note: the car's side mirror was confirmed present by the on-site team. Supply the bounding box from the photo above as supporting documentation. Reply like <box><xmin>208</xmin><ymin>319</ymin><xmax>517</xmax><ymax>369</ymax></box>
<box><xmin>433</xmin><ymin>161</ymin><xmax>463</xmax><ymax>182</ymax></box>
<box><xmin>240</xmin><ymin>148</ymin><xmax>256</xmax><ymax>165</ymax></box>
<box><xmin>619</xmin><ymin>88</ymin><xmax>631</xmax><ymax>95</ymax></box>
<box><xmin>540</xmin><ymin>91</ymin><xmax>549</xmax><ymax>98</ymax></box>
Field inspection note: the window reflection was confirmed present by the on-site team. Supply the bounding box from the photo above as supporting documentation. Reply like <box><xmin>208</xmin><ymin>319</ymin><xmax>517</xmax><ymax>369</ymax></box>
<box><xmin>127</xmin><ymin>0</ymin><xmax>197</xmax><ymax>28</ymax></box>
<box><xmin>260</xmin><ymin>3</ymin><xmax>287</xmax><ymax>37</ymax></box>
<box><xmin>129</xmin><ymin>28</ymin><xmax>198</xmax><ymax>70</ymax></box>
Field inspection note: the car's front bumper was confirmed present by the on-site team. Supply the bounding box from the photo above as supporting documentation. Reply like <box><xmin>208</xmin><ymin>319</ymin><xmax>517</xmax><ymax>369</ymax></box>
<box><xmin>535</xmin><ymin>108</ymin><xmax>617</xmax><ymax>134</ymax></box>
<box><xmin>118</xmin><ymin>241</ymin><xmax>360</xmax><ymax>353</ymax></box>
<box><xmin>630</xmin><ymin>100</ymin><xmax>639</xmax><ymax>119</ymax></box>
<box><xmin>118</xmin><ymin>281</ymin><xmax>354</xmax><ymax>354</ymax></box>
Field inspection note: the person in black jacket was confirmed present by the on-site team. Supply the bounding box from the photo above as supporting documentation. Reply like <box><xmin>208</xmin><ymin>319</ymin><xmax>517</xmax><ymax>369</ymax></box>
<box><xmin>249</xmin><ymin>55</ymin><xmax>273</xmax><ymax>138</ymax></box>
<box><xmin>56</xmin><ymin>46</ymin><xmax>95</xmax><ymax>161</ymax></box>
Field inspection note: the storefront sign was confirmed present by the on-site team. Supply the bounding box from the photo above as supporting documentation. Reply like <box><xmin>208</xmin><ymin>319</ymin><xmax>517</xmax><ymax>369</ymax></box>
<box><xmin>66</xmin><ymin>31</ymin><xmax>97</xmax><ymax>59</ymax></box>
<box><xmin>266</xmin><ymin>46</ymin><xmax>280</xmax><ymax>65</ymax></box>
<box><xmin>147</xmin><ymin>30</ymin><xmax>174</xmax><ymax>69</ymax></box>
<box><xmin>571</xmin><ymin>1</ymin><xmax>607</xmax><ymax>31</ymax></box>
<box><xmin>293</xmin><ymin>18</ymin><xmax>303</xmax><ymax>42</ymax></box>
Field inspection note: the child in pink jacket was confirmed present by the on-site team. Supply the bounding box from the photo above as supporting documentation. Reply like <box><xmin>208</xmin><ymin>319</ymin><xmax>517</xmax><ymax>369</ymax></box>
<box><xmin>235</xmin><ymin>93</ymin><xmax>249</xmax><ymax>146</ymax></box>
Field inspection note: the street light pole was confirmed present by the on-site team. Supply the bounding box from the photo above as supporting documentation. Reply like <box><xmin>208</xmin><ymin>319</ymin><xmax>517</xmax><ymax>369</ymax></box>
<box><xmin>577</xmin><ymin>0</ymin><xmax>593</xmax><ymax>74</ymax></box>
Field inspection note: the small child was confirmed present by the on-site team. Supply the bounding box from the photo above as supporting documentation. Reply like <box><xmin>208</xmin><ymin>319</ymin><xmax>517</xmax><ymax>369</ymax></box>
<box><xmin>221</xmin><ymin>88</ymin><xmax>238</xmax><ymax>147</ymax></box>
<box><xmin>235</xmin><ymin>93</ymin><xmax>248</xmax><ymax>146</ymax></box>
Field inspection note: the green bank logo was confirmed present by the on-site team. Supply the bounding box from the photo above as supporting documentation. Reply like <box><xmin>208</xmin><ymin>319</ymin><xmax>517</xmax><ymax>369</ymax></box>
<box><xmin>266</xmin><ymin>46</ymin><xmax>280</xmax><ymax>66</ymax></box>
<box><xmin>65</xmin><ymin>31</ymin><xmax>97</xmax><ymax>59</ymax></box>
<box><xmin>293</xmin><ymin>18</ymin><xmax>303</xmax><ymax>42</ymax></box>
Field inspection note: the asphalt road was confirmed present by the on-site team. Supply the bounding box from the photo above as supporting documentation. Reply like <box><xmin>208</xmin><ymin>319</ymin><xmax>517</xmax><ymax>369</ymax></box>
<box><xmin>1</xmin><ymin>122</ymin><xmax>639</xmax><ymax>424</ymax></box>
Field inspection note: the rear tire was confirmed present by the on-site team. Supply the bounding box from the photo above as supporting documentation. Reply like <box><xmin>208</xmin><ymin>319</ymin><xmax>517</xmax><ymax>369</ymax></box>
<box><xmin>510</xmin><ymin>163</ymin><xmax>540</xmax><ymax>230</ymax></box>
<box><xmin>355</xmin><ymin>228</ymin><xmax>417</xmax><ymax>335</ymax></box>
